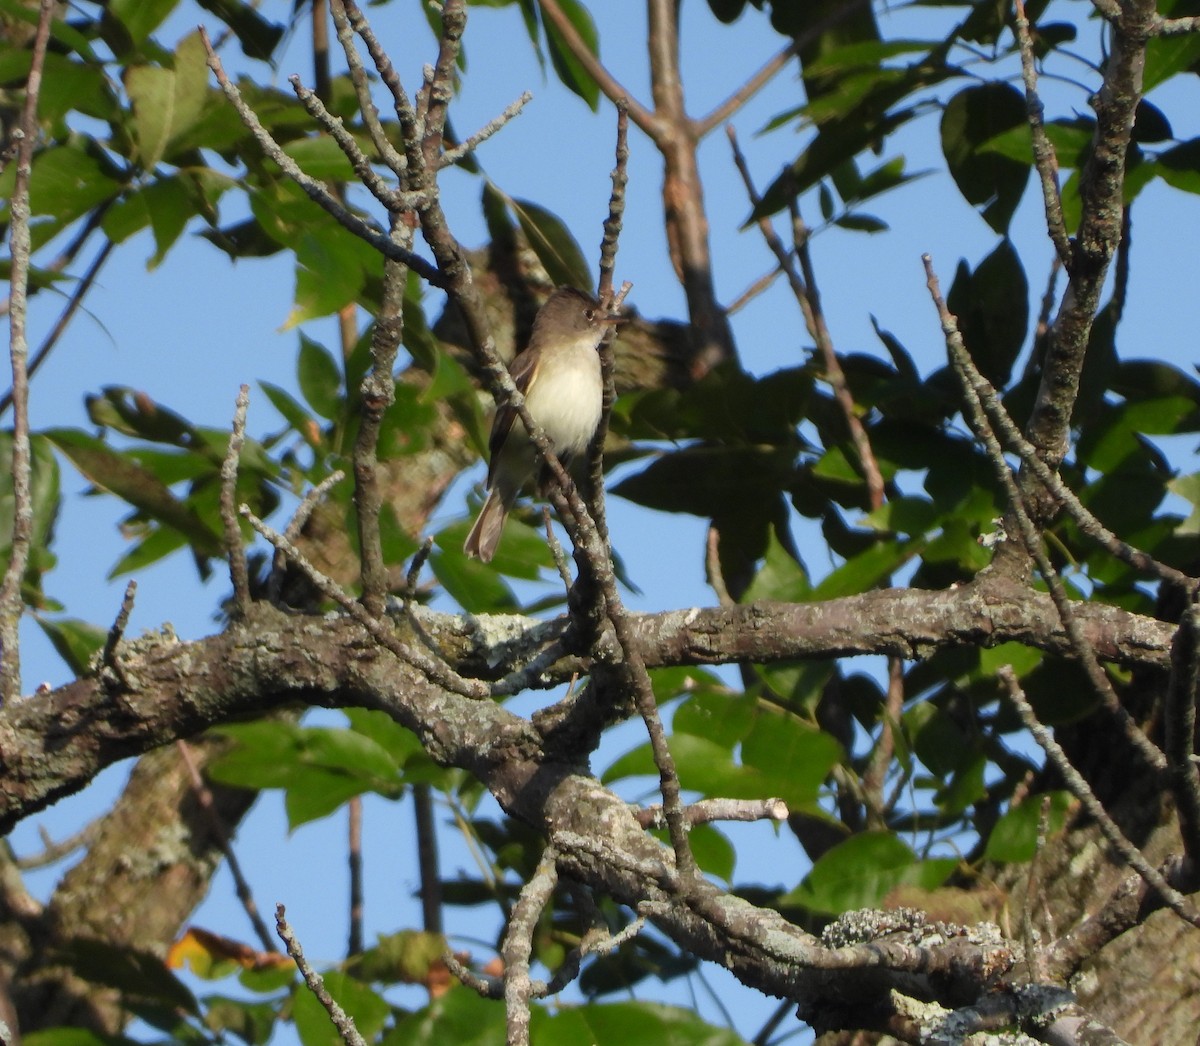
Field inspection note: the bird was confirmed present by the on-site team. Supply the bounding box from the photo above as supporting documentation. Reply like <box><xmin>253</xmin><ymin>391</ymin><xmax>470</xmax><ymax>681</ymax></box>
<box><xmin>464</xmin><ymin>286</ymin><xmax>617</xmax><ymax>562</ymax></box>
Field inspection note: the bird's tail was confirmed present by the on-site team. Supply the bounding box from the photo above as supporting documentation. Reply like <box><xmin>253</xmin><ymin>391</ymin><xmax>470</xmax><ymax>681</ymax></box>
<box><xmin>463</xmin><ymin>489</ymin><xmax>508</xmax><ymax>562</ymax></box>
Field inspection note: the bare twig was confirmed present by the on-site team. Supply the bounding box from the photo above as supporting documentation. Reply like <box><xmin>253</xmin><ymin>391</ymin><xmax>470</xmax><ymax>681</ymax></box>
<box><xmin>99</xmin><ymin>580</ymin><xmax>137</xmax><ymax>689</ymax></box>
<box><xmin>404</xmin><ymin>536</ymin><xmax>435</xmax><ymax>599</ymax></box>
<box><xmin>862</xmin><ymin>658</ymin><xmax>904</xmax><ymax>828</ymax></box>
<box><xmin>941</xmin><ymin>291</ymin><xmax>1195</xmax><ymax>591</ymax></box>
<box><xmin>221</xmin><ymin>385</ymin><xmax>252</xmax><ymax>616</ymax></box>
<box><xmin>200</xmin><ymin>28</ymin><xmax>444</xmax><ymax>286</ymax></box>
<box><xmin>441</xmin><ymin>92</ymin><xmax>533</xmax><ymax>167</ymax></box>
<box><xmin>502</xmin><ymin>847</ymin><xmax>558</xmax><ymax>1046</ymax></box>
<box><xmin>178</xmin><ymin>740</ymin><xmax>276</xmax><ymax>952</ymax></box>
<box><xmin>0</xmin><ymin>239</ymin><xmax>115</xmax><ymax>419</ymax></box>
<box><xmin>414</xmin><ymin>783</ymin><xmax>442</xmax><ymax>934</ymax></box>
<box><xmin>693</xmin><ymin>41</ymin><xmax>796</xmax><ymax>137</ymax></box>
<box><xmin>1014</xmin><ymin>0</ymin><xmax>1073</xmax><ymax>269</ymax></box>
<box><xmin>925</xmin><ymin>253</ymin><xmax>1168</xmax><ymax>775</ymax></box>
<box><xmin>1164</xmin><ymin>604</ymin><xmax>1200</xmax><ymax>859</ymax></box>
<box><xmin>998</xmin><ymin>667</ymin><xmax>1200</xmax><ymax>930</ymax></box>
<box><xmin>242</xmin><ymin>506</ymin><xmax>489</xmax><ymax>699</ymax></box>
<box><xmin>535</xmin><ymin>0</ymin><xmax>657</xmax><ymax>135</ymax></box>
<box><xmin>267</xmin><ymin>470</ymin><xmax>346</xmax><ymax>604</ymax></box>
<box><xmin>289</xmin><ymin>74</ymin><xmax>401</xmax><ymax>207</ymax></box>
<box><xmin>587</xmin><ymin>103</ymin><xmax>630</xmax><ymax>544</ymax></box>
<box><xmin>276</xmin><ymin>904</ymin><xmax>369</xmax><ymax>1046</ymax></box>
<box><xmin>0</xmin><ymin>0</ymin><xmax>55</xmax><ymax>704</ymax></box>
<box><xmin>728</xmin><ymin>125</ymin><xmax>884</xmax><ymax>510</ymax></box>
<box><xmin>704</xmin><ymin>525</ymin><xmax>734</xmax><ymax>608</ymax></box>
<box><xmin>543</xmin><ymin>507</ymin><xmax>574</xmax><ymax>594</ymax></box>
<box><xmin>354</xmin><ymin>215</ymin><xmax>410</xmax><ymax>617</ymax></box>
<box><xmin>634</xmin><ymin>797</ymin><xmax>788</xmax><ymax>829</ymax></box>
<box><xmin>348</xmin><ymin>796</ymin><xmax>364</xmax><ymax>955</ymax></box>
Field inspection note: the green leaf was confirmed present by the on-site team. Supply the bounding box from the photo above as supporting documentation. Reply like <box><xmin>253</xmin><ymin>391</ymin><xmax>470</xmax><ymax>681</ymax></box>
<box><xmin>297</xmin><ymin>335</ymin><xmax>345</xmax><ymax>421</ymax></box>
<box><xmin>812</xmin><ymin>537</ymin><xmax>918</xmax><ymax>600</ymax></box>
<box><xmin>533</xmin><ymin>1001</ymin><xmax>750</xmax><ymax>1046</ymax></box>
<box><xmin>941</xmin><ymin>82</ymin><xmax>1030</xmax><ymax>233</ymax></box>
<box><xmin>109</xmin><ymin>0</ymin><xmax>181</xmax><ymax>45</ymax></box>
<box><xmin>125</xmin><ymin>32</ymin><xmax>210</xmax><ymax>170</ymax></box>
<box><xmin>781</xmin><ymin>832</ymin><xmax>956</xmax><ymax>913</ymax></box>
<box><xmin>613</xmin><ymin>445</ymin><xmax>797</xmax><ymax>518</ymax></box>
<box><xmin>740</xmin><ymin>709</ymin><xmax>843</xmax><ymax>808</ymax></box>
<box><xmin>28</xmin><ymin>144</ymin><xmax>124</xmax><ymax>225</ymax></box>
<box><xmin>195</xmin><ymin>0</ymin><xmax>285</xmax><ymax>61</ymax></box>
<box><xmin>944</xmin><ymin>238</ymin><xmax>1029</xmax><ymax>388</ymax></box>
<box><xmin>508</xmin><ymin>195</ymin><xmax>593</xmax><ymax>291</ymax></box>
<box><xmin>1169</xmin><ymin>473</ymin><xmax>1200</xmax><ymax>535</ymax></box>
<box><xmin>283</xmin><ymin>136</ymin><xmax>357</xmax><ymax>181</ymax></box>
<box><xmin>36</xmin><ymin>617</ymin><xmax>106</xmax><ymax>676</ymax></box>
<box><xmin>983</xmin><ymin>792</ymin><xmax>1072</xmax><ymax>863</ymax></box>
<box><xmin>44</xmin><ymin>429</ymin><xmax>222</xmax><ymax>555</ymax></box>
<box><xmin>259</xmin><ymin>382</ymin><xmax>322</xmax><ymax>450</ymax></box>
<box><xmin>293</xmin><ymin>971</ymin><xmax>390</xmax><ymax>1046</ymax></box>
<box><xmin>541</xmin><ymin>0</ymin><xmax>601</xmax><ymax>110</ymax></box>
<box><xmin>740</xmin><ymin>527</ymin><xmax>810</xmax><ymax>602</ymax></box>
<box><xmin>384</xmin><ymin>985</ymin><xmax>506</xmax><ymax>1046</ymax></box>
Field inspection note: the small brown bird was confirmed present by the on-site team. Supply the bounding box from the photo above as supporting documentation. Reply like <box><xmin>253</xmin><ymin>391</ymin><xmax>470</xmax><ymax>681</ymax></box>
<box><xmin>464</xmin><ymin>287</ymin><xmax>616</xmax><ymax>562</ymax></box>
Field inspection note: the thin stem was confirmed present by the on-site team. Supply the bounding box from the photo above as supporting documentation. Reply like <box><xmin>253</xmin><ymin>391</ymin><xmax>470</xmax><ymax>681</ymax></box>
<box><xmin>178</xmin><ymin>740</ymin><xmax>276</xmax><ymax>952</ymax></box>
<box><xmin>221</xmin><ymin>385</ymin><xmax>252</xmax><ymax>616</ymax></box>
<box><xmin>1014</xmin><ymin>0</ymin><xmax>1073</xmax><ymax>269</ymax></box>
<box><xmin>414</xmin><ymin>783</ymin><xmax>443</xmax><ymax>934</ymax></box>
<box><xmin>348</xmin><ymin>795</ymin><xmax>364</xmax><ymax>955</ymax></box>
<box><xmin>277</xmin><ymin>905</ymin><xmax>369</xmax><ymax>1046</ymax></box>
<box><xmin>999</xmin><ymin>668</ymin><xmax>1200</xmax><ymax>931</ymax></box>
<box><xmin>0</xmin><ymin>0</ymin><xmax>55</xmax><ymax>704</ymax></box>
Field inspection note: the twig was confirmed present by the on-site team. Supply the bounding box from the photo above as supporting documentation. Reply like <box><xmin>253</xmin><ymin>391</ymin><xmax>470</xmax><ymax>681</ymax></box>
<box><xmin>998</xmin><ymin>667</ymin><xmax>1200</xmax><ymax>930</ymax></box>
<box><xmin>0</xmin><ymin>0</ymin><xmax>55</xmax><ymax>704</ymax></box>
<box><xmin>728</xmin><ymin>125</ymin><xmax>884</xmax><ymax>510</ymax></box>
<box><xmin>348</xmin><ymin>796</ymin><xmax>363</xmax><ymax>955</ymax></box>
<box><xmin>502</xmin><ymin>847</ymin><xmax>558</xmax><ymax>1046</ymax></box>
<box><xmin>543</xmin><ymin>507</ymin><xmax>574</xmax><ymax>594</ymax></box>
<box><xmin>634</xmin><ymin>797</ymin><xmax>788</xmax><ymax>829</ymax></box>
<box><xmin>13</xmin><ymin>824</ymin><xmax>94</xmax><ymax>870</ymax></box>
<box><xmin>1152</xmin><ymin>13</ymin><xmax>1200</xmax><ymax>33</ymax></box>
<box><xmin>329</xmin><ymin>0</ymin><xmax>408</xmax><ymax>176</ymax></box>
<box><xmin>535</xmin><ymin>0</ymin><xmax>657</xmax><ymax>136</ymax></box>
<box><xmin>267</xmin><ymin>470</ymin><xmax>346</xmax><ymax>604</ymax></box>
<box><xmin>704</xmin><ymin>525</ymin><xmax>734</xmax><ymax>608</ymax></box>
<box><xmin>413</xmin><ymin>783</ymin><xmax>443</xmax><ymax>934</ymax></box>
<box><xmin>441</xmin><ymin>92</ymin><xmax>533</xmax><ymax>167</ymax></box>
<box><xmin>862</xmin><ymin>658</ymin><xmax>904</xmax><ymax>828</ymax></box>
<box><xmin>288</xmin><ymin>74</ymin><xmax>401</xmax><ymax>207</ymax></box>
<box><xmin>221</xmin><ymin>385</ymin><xmax>252</xmax><ymax>616</ymax></box>
<box><xmin>1020</xmin><ymin>794</ymin><xmax>1053</xmax><ymax>982</ymax></box>
<box><xmin>925</xmin><ymin>253</ymin><xmax>1168</xmax><ymax>776</ymax></box>
<box><xmin>1014</xmin><ymin>0</ymin><xmax>1072</xmax><ymax>269</ymax></box>
<box><xmin>1164</xmin><ymin>603</ymin><xmax>1200</xmax><ymax>859</ymax></box>
<box><xmin>241</xmin><ymin>505</ymin><xmax>489</xmax><ymax>700</ymax></box>
<box><xmin>178</xmin><ymin>740</ymin><xmax>276</xmax><ymax>952</ymax></box>
<box><xmin>693</xmin><ymin>41</ymin><xmax>796</xmax><ymax>138</ymax></box>
<box><xmin>353</xmin><ymin>214</ymin><xmax>410</xmax><ymax>616</ymax></box>
<box><xmin>276</xmin><ymin>904</ymin><xmax>368</xmax><ymax>1046</ymax></box>
<box><xmin>99</xmin><ymin>580</ymin><xmax>137</xmax><ymax>689</ymax></box>
<box><xmin>725</xmin><ymin>267</ymin><xmax>781</xmax><ymax>317</ymax></box>
<box><xmin>405</xmin><ymin>536</ymin><xmax>435</xmax><ymax>598</ymax></box>
<box><xmin>199</xmin><ymin>28</ymin><xmax>445</xmax><ymax>286</ymax></box>
<box><xmin>587</xmin><ymin>103</ymin><xmax>630</xmax><ymax>544</ymax></box>
<box><xmin>940</xmin><ymin>289</ymin><xmax>1195</xmax><ymax>590</ymax></box>
<box><xmin>0</xmin><ymin>239</ymin><xmax>115</xmax><ymax>419</ymax></box>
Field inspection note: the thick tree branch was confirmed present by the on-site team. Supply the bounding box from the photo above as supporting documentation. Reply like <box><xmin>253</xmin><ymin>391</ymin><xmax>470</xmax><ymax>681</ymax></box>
<box><xmin>0</xmin><ymin>580</ymin><xmax>1176</xmax><ymax>835</ymax></box>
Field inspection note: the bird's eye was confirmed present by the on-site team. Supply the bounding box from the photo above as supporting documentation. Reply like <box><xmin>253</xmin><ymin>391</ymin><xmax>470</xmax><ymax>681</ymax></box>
<box><xmin>584</xmin><ymin>309</ymin><xmax>595</xmax><ymax>320</ymax></box>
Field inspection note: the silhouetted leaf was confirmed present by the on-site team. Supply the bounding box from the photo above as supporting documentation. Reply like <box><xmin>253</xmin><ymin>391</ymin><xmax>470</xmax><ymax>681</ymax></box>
<box><xmin>941</xmin><ymin>82</ymin><xmax>1030</xmax><ymax>233</ymax></box>
<box><xmin>508</xmin><ymin>195</ymin><xmax>593</xmax><ymax>292</ymax></box>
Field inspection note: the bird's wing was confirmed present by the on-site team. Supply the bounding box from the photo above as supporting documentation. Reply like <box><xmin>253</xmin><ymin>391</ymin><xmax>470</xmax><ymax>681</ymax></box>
<box><xmin>486</xmin><ymin>348</ymin><xmax>540</xmax><ymax>489</ymax></box>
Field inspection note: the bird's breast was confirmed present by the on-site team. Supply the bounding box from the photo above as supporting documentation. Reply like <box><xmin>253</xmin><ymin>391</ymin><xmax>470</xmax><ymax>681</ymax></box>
<box><xmin>522</xmin><ymin>342</ymin><xmax>603</xmax><ymax>455</ymax></box>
